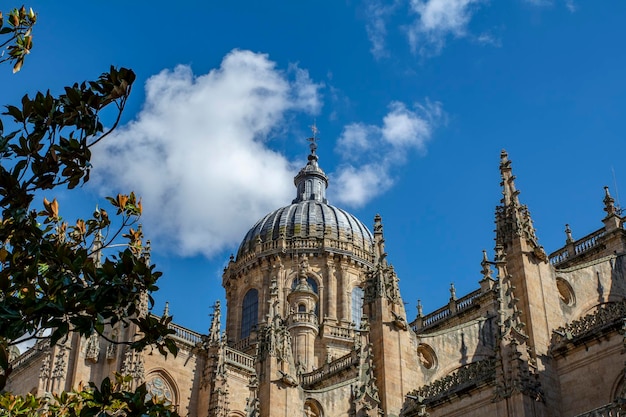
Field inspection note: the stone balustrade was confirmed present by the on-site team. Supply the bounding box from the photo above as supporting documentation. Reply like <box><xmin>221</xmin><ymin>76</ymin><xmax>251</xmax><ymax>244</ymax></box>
<box><xmin>549</xmin><ymin>227</ymin><xmax>607</xmax><ymax>266</ymax></box>
<box><xmin>300</xmin><ymin>349</ymin><xmax>359</xmax><ymax>388</ymax></box>
<box><xmin>455</xmin><ymin>289</ymin><xmax>483</xmax><ymax>311</ymax></box>
<box><xmin>287</xmin><ymin>312</ymin><xmax>319</xmax><ymax>329</ymax></box>
<box><xmin>224</xmin><ymin>346</ymin><xmax>255</xmax><ymax>372</ymax></box>
<box><xmin>549</xmin><ymin>248</ymin><xmax>569</xmax><ymax>265</ymax></box>
<box><xmin>233</xmin><ymin>237</ymin><xmax>374</xmax><ymax>272</ymax></box>
<box><xmin>322</xmin><ymin>323</ymin><xmax>354</xmax><ymax>340</ymax></box>
<box><xmin>230</xmin><ymin>335</ymin><xmax>253</xmax><ymax>352</ymax></box>
<box><xmin>411</xmin><ymin>289</ymin><xmax>483</xmax><ymax>332</ymax></box>
<box><xmin>166</xmin><ymin>321</ymin><xmax>204</xmax><ymax>346</ymax></box>
<box><xmin>10</xmin><ymin>340</ymin><xmax>48</xmax><ymax>368</ymax></box>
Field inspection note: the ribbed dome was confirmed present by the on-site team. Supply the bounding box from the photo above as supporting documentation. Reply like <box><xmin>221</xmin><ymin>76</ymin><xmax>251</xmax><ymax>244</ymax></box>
<box><xmin>235</xmin><ymin>134</ymin><xmax>374</xmax><ymax>262</ymax></box>
<box><xmin>236</xmin><ymin>201</ymin><xmax>374</xmax><ymax>260</ymax></box>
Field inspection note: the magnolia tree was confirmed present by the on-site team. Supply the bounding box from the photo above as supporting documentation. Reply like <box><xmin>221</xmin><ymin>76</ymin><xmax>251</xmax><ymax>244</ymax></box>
<box><xmin>0</xmin><ymin>6</ymin><xmax>179</xmax><ymax>416</ymax></box>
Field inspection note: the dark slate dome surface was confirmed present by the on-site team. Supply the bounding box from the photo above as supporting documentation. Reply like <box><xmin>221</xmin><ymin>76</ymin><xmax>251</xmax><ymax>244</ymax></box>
<box><xmin>236</xmin><ymin>201</ymin><xmax>374</xmax><ymax>259</ymax></box>
<box><xmin>236</xmin><ymin>135</ymin><xmax>374</xmax><ymax>261</ymax></box>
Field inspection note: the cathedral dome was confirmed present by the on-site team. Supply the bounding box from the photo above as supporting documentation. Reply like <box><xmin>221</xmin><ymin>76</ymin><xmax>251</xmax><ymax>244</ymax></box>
<box><xmin>235</xmin><ymin>137</ymin><xmax>374</xmax><ymax>264</ymax></box>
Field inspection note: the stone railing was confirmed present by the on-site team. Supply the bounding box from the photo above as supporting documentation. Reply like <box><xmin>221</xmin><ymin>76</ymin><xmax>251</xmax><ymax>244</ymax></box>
<box><xmin>574</xmin><ymin>402</ymin><xmax>625</xmax><ymax>417</ymax></box>
<box><xmin>235</xmin><ymin>237</ymin><xmax>374</xmax><ymax>270</ymax></box>
<box><xmin>407</xmin><ymin>358</ymin><xmax>496</xmax><ymax>405</ymax></box>
<box><xmin>300</xmin><ymin>349</ymin><xmax>359</xmax><ymax>388</ymax></box>
<box><xmin>411</xmin><ymin>289</ymin><xmax>483</xmax><ymax>332</ymax></box>
<box><xmin>10</xmin><ymin>340</ymin><xmax>48</xmax><ymax>368</ymax></box>
<box><xmin>549</xmin><ymin>247</ymin><xmax>569</xmax><ymax>266</ymax></box>
<box><xmin>230</xmin><ymin>335</ymin><xmax>254</xmax><ymax>352</ymax></box>
<box><xmin>550</xmin><ymin>228</ymin><xmax>607</xmax><ymax>266</ymax></box>
<box><xmin>224</xmin><ymin>346</ymin><xmax>255</xmax><ymax>372</ymax></box>
<box><xmin>167</xmin><ymin>321</ymin><xmax>204</xmax><ymax>346</ymax></box>
<box><xmin>287</xmin><ymin>312</ymin><xmax>318</xmax><ymax>328</ymax></box>
<box><xmin>551</xmin><ymin>301</ymin><xmax>626</xmax><ymax>349</ymax></box>
<box><xmin>419</xmin><ymin>306</ymin><xmax>451</xmax><ymax>329</ymax></box>
<box><xmin>455</xmin><ymin>289</ymin><xmax>483</xmax><ymax>312</ymax></box>
<box><xmin>322</xmin><ymin>323</ymin><xmax>354</xmax><ymax>341</ymax></box>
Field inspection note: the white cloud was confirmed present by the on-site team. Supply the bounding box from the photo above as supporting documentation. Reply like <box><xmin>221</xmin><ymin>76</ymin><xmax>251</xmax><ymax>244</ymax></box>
<box><xmin>382</xmin><ymin>101</ymin><xmax>431</xmax><ymax>149</ymax></box>
<box><xmin>91</xmin><ymin>50</ymin><xmax>322</xmax><ymax>258</ymax></box>
<box><xmin>408</xmin><ymin>0</ymin><xmax>483</xmax><ymax>55</ymax></box>
<box><xmin>333</xmin><ymin>165</ymin><xmax>393</xmax><ymax>207</ymax></box>
<box><xmin>336</xmin><ymin>123</ymin><xmax>378</xmax><ymax>158</ymax></box>
<box><xmin>364</xmin><ymin>0</ymin><xmax>398</xmax><ymax>59</ymax></box>
<box><xmin>331</xmin><ymin>100</ymin><xmax>443</xmax><ymax>207</ymax></box>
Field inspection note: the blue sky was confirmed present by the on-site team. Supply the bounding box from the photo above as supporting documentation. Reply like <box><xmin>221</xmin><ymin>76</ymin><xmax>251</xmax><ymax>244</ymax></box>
<box><xmin>4</xmin><ymin>0</ymin><xmax>626</xmax><ymax>333</ymax></box>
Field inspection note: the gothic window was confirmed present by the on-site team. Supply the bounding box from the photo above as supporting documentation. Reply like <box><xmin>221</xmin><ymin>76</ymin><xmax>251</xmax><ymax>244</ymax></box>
<box><xmin>298</xmin><ymin>304</ymin><xmax>306</xmax><ymax>312</ymax></box>
<box><xmin>351</xmin><ymin>287</ymin><xmax>364</xmax><ymax>327</ymax></box>
<box><xmin>146</xmin><ymin>375</ymin><xmax>175</xmax><ymax>405</ymax></box>
<box><xmin>241</xmin><ymin>289</ymin><xmax>259</xmax><ymax>339</ymax></box>
<box><xmin>304</xmin><ymin>399</ymin><xmax>323</xmax><ymax>417</ymax></box>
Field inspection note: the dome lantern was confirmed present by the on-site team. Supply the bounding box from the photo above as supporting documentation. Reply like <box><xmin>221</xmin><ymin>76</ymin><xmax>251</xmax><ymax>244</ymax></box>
<box><xmin>292</xmin><ymin>129</ymin><xmax>328</xmax><ymax>204</ymax></box>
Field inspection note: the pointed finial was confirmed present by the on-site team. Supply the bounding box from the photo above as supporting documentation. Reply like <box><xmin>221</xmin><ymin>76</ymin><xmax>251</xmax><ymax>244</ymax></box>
<box><xmin>565</xmin><ymin>224</ymin><xmax>574</xmax><ymax>244</ymax></box>
<box><xmin>163</xmin><ymin>301</ymin><xmax>170</xmax><ymax>317</ymax></box>
<box><xmin>481</xmin><ymin>250</ymin><xmax>493</xmax><ymax>279</ymax></box>
<box><xmin>91</xmin><ymin>229</ymin><xmax>103</xmax><ymax>267</ymax></box>
<box><xmin>499</xmin><ymin>149</ymin><xmax>520</xmax><ymax>206</ymax></box>
<box><xmin>417</xmin><ymin>299</ymin><xmax>423</xmax><ymax>317</ymax></box>
<box><xmin>208</xmin><ymin>300</ymin><xmax>221</xmax><ymax>344</ymax></box>
<box><xmin>373</xmin><ymin>214</ymin><xmax>387</xmax><ymax>266</ymax></box>
<box><xmin>450</xmin><ymin>283</ymin><xmax>457</xmax><ymax>300</ymax></box>
<box><xmin>142</xmin><ymin>239</ymin><xmax>151</xmax><ymax>266</ymax></box>
<box><xmin>604</xmin><ymin>186</ymin><xmax>617</xmax><ymax>216</ymax></box>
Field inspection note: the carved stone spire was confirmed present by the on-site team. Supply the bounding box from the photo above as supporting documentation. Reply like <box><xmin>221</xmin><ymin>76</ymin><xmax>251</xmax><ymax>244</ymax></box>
<box><xmin>373</xmin><ymin>214</ymin><xmax>387</xmax><ymax>267</ymax></box>
<box><xmin>499</xmin><ymin>150</ymin><xmax>520</xmax><ymax>207</ymax></box>
<box><xmin>208</xmin><ymin>300</ymin><xmax>221</xmax><ymax>346</ymax></box>
<box><xmin>495</xmin><ymin>151</ymin><xmax>546</xmax><ymax>260</ymax></box>
<box><xmin>90</xmin><ymin>230</ymin><xmax>103</xmax><ymax>267</ymax></box>
<box><xmin>564</xmin><ymin>224</ymin><xmax>574</xmax><ymax>244</ymax></box>
<box><xmin>479</xmin><ymin>250</ymin><xmax>496</xmax><ymax>292</ymax></box>
<box><xmin>604</xmin><ymin>186</ymin><xmax>617</xmax><ymax>216</ymax></box>
<box><xmin>602</xmin><ymin>186</ymin><xmax>622</xmax><ymax>231</ymax></box>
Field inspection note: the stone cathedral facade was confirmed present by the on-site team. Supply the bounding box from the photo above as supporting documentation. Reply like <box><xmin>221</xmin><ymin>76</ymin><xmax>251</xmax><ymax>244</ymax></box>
<box><xmin>6</xmin><ymin>143</ymin><xmax>626</xmax><ymax>417</ymax></box>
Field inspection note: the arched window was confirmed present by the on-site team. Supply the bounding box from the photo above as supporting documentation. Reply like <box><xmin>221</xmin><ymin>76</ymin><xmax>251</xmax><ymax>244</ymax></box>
<box><xmin>241</xmin><ymin>289</ymin><xmax>258</xmax><ymax>339</ymax></box>
<box><xmin>292</xmin><ymin>277</ymin><xmax>319</xmax><ymax>315</ymax></box>
<box><xmin>304</xmin><ymin>399</ymin><xmax>323</xmax><ymax>417</ymax></box>
<box><xmin>292</xmin><ymin>277</ymin><xmax>318</xmax><ymax>294</ymax></box>
<box><xmin>145</xmin><ymin>372</ymin><xmax>177</xmax><ymax>407</ymax></box>
<box><xmin>351</xmin><ymin>287</ymin><xmax>364</xmax><ymax>327</ymax></box>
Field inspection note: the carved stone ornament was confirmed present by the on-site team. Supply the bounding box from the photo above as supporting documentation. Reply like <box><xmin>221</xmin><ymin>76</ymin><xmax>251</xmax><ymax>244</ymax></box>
<box><xmin>85</xmin><ymin>333</ymin><xmax>100</xmax><ymax>363</ymax></box>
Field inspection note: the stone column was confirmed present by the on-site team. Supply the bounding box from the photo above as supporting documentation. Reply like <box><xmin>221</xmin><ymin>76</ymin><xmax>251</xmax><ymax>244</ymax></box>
<box><xmin>339</xmin><ymin>265</ymin><xmax>349</xmax><ymax>322</ymax></box>
<box><xmin>326</xmin><ymin>259</ymin><xmax>337</xmax><ymax>320</ymax></box>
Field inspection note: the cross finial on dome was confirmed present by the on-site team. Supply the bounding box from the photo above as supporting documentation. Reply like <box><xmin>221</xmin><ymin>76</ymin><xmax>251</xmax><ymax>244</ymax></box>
<box><xmin>307</xmin><ymin>121</ymin><xmax>319</xmax><ymax>156</ymax></box>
